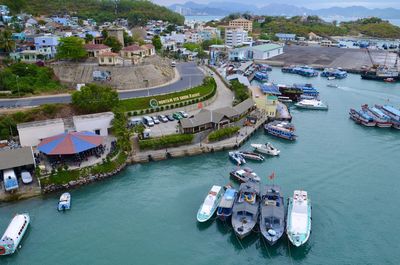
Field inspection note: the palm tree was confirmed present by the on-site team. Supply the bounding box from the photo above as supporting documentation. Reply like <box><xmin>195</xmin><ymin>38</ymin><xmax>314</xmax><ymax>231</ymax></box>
<box><xmin>0</xmin><ymin>30</ymin><xmax>15</xmax><ymax>53</ymax></box>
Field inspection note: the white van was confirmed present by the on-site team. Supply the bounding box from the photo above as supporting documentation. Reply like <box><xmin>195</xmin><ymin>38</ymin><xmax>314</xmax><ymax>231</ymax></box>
<box><xmin>3</xmin><ymin>169</ymin><xmax>19</xmax><ymax>191</ymax></box>
<box><xmin>129</xmin><ymin>117</ymin><xmax>143</xmax><ymax>127</ymax></box>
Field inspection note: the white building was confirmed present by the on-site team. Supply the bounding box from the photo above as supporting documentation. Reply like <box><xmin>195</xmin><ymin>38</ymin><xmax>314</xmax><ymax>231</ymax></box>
<box><xmin>225</xmin><ymin>27</ymin><xmax>248</xmax><ymax>47</ymax></box>
<box><xmin>17</xmin><ymin>112</ymin><xmax>115</xmax><ymax>147</ymax></box>
<box><xmin>229</xmin><ymin>44</ymin><xmax>284</xmax><ymax>61</ymax></box>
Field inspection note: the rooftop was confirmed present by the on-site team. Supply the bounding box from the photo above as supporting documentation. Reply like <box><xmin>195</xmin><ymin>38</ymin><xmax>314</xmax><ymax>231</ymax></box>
<box><xmin>251</xmin><ymin>44</ymin><xmax>282</xmax><ymax>52</ymax></box>
<box><xmin>0</xmin><ymin>147</ymin><xmax>35</xmax><ymax>171</ymax></box>
<box><xmin>17</xmin><ymin>118</ymin><xmax>63</xmax><ymax>130</ymax></box>
<box><xmin>84</xmin><ymin>43</ymin><xmax>110</xmax><ymax>50</ymax></box>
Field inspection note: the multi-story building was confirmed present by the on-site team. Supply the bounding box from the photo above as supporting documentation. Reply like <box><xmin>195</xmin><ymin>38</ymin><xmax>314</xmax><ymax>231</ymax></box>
<box><xmin>225</xmin><ymin>27</ymin><xmax>248</xmax><ymax>47</ymax></box>
<box><xmin>198</xmin><ymin>26</ymin><xmax>221</xmax><ymax>41</ymax></box>
<box><xmin>228</xmin><ymin>18</ymin><xmax>253</xmax><ymax>32</ymax></box>
<box><xmin>34</xmin><ymin>34</ymin><xmax>60</xmax><ymax>58</ymax></box>
<box><xmin>106</xmin><ymin>27</ymin><xmax>125</xmax><ymax>46</ymax></box>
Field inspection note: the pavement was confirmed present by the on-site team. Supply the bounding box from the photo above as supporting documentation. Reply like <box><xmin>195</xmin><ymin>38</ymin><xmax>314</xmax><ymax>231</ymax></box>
<box><xmin>0</xmin><ymin>62</ymin><xmax>204</xmax><ymax>108</ymax></box>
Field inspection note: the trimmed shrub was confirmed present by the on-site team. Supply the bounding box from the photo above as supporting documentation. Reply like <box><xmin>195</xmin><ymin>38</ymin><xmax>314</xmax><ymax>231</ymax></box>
<box><xmin>139</xmin><ymin>134</ymin><xmax>194</xmax><ymax>150</ymax></box>
<box><xmin>208</xmin><ymin>126</ymin><xmax>240</xmax><ymax>142</ymax></box>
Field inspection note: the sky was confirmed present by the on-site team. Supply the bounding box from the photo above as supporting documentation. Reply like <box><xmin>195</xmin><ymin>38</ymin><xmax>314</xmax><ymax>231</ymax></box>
<box><xmin>154</xmin><ymin>0</ymin><xmax>400</xmax><ymax>9</ymax></box>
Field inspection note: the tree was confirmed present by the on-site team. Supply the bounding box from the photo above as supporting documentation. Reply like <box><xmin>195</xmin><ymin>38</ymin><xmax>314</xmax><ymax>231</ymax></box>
<box><xmin>201</xmin><ymin>38</ymin><xmax>223</xmax><ymax>50</ymax></box>
<box><xmin>71</xmin><ymin>84</ymin><xmax>119</xmax><ymax>113</ymax></box>
<box><xmin>57</xmin><ymin>37</ymin><xmax>87</xmax><ymax>60</ymax></box>
<box><xmin>0</xmin><ymin>30</ymin><xmax>15</xmax><ymax>53</ymax></box>
<box><xmin>104</xmin><ymin>36</ymin><xmax>122</xmax><ymax>52</ymax></box>
<box><xmin>123</xmin><ymin>31</ymin><xmax>134</xmax><ymax>46</ymax></box>
<box><xmin>85</xmin><ymin>34</ymin><xmax>94</xmax><ymax>43</ymax></box>
<box><xmin>152</xmin><ymin>35</ymin><xmax>162</xmax><ymax>51</ymax></box>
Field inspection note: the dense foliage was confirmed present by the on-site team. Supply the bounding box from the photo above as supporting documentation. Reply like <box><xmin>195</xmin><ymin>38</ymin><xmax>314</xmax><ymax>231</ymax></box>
<box><xmin>0</xmin><ymin>63</ymin><xmax>61</xmax><ymax>95</ymax></box>
<box><xmin>0</xmin><ymin>30</ymin><xmax>15</xmax><ymax>52</ymax></box>
<box><xmin>341</xmin><ymin>18</ymin><xmax>400</xmax><ymax>38</ymax></box>
<box><xmin>57</xmin><ymin>37</ymin><xmax>87</xmax><ymax>60</ymax></box>
<box><xmin>151</xmin><ymin>35</ymin><xmax>162</xmax><ymax>51</ymax></box>
<box><xmin>208</xmin><ymin>126</ymin><xmax>240</xmax><ymax>142</ymax></box>
<box><xmin>103</xmin><ymin>36</ymin><xmax>123</xmax><ymax>53</ymax></box>
<box><xmin>112</xmin><ymin>108</ymin><xmax>132</xmax><ymax>152</ymax></box>
<box><xmin>71</xmin><ymin>84</ymin><xmax>119</xmax><ymax>113</ymax></box>
<box><xmin>230</xmin><ymin>80</ymin><xmax>249</xmax><ymax>104</ymax></box>
<box><xmin>120</xmin><ymin>77</ymin><xmax>216</xmax><ymax>112</ymax></box>
<box><xmin>139</xmin><ymin>134</ymin><xmax>194</xmax><ymax>150</ymax></box>
<box><xmin>1</xmin><ymin>0</ymin><xmax>184</xmax><ymax>26</ymax></box>
<box><xmin>201</xmin><ymin>38</ymin><xmax>224</xmax><ymax>50</ymax></box>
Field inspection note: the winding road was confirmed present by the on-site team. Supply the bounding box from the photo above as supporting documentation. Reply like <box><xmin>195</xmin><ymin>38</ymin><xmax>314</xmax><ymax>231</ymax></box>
<box><xmin>0</xmin><ymin>62</ymin><xmax>204</xmax><ymax>108</ymax></box>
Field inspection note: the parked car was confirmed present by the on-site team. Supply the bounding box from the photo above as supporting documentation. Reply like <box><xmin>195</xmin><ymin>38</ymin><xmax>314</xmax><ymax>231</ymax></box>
<box><xmin>179</xmin><ymin>110</ymin><xmax>189</xmax><ymax>118</ymax></box>
<box><xmin>129</xmin><ymin>117</ymin><xmax>143</xmax><ymax>127</ymax></box>
<box><xmin>172</xmin><ymin>112</ymin><xmax>183</xmax><ymax>120</ymax></box>
<box><xmin>158</xmin><ymin>115</ymin><xmax>168</xmax><ymax>123</ymax></box>
<box><xmin>167</xmin><ymin>114</ymin><xmax>175</xmax><ymax>121</ymax></box>
<box><xmin>142</xmin><ymin>116</ymin><xmax>154</xmax><ymax>127</ymax></box>
<box><xmin>21</xmin><ymin>171</ymin><xmax>32</xmax><ymax>184</ymax></box>
<box><xmin>151</xmin><ymin>116</ymin><xmax>160</xmax><ymax>124</ymax></box>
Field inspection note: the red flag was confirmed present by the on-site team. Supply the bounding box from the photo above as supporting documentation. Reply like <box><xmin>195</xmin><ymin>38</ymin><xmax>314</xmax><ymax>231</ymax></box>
<box><xmin>268</xmin><ymin>172</ymin><xmax>275</xmax><ymax>180</ymax></box>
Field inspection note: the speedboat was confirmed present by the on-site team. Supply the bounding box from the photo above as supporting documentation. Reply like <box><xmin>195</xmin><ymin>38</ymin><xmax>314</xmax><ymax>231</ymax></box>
<box><xmin>251</xmin><ymin>142</ymin><xmax>280</xmax><ymax>156</ymax></box>
<box><xmin>237</xmin><ymin>151</ymin><xmax>264</xmax><ymax>161</ymax></box>
<box><xmin>265</xmin><ymin>121</ymin><xmax>297</xmax><ymax>141</ymax></box>
<box><xmin>362</xmin><ymin>104</ymin><xmax>392</xmax><ymax>128</ymax></box>
<box><xmin>58</xmin><ymin>193</ymin><xmax>71</xmax><ymax>211</ymax></box>
<box><xmin>230</xmin><ymin>168</ymin><xmax>260</xmax><ymax>183</ymax></box>
<box><xmin>349</xmin><ymin>108</ymin><xmax>376</xmax><ymax>127</ymax></box>
<box><xmin>231</xmin><ymin>182</ymin><xmax>260</xmax><ymax>239</ymax></box>
<box><xmin>295</xmin><ymin>99</ymin><xmax>328</xmax><ymax>110</ymax></box>
<box><xmin>0</xmin><ymin>213</ymin><xmax>30</xmax><ymax>256</ymax></box>
<box><xmin>197</xmin><ymin>185</ymin><xmax>224</xmax><ymax>222</ymax></box>
<box><xmin>228</xmin><ymin>151</ymin><xmax>246</xmax><ymax>165</ymax></box>
<box><xmin>327</xmin><ymin>76</ymin><xmax>335</xmax><ymax>80</ymax></box>
<box><xmin>216</xmin><ymin>188</ymin><xmax>237</xmax><ymax>221</ymax></box>
<box><xmin>286</xmin><ymin>190</ymin><xmax>312</xmax><ymax>247</ymax></box>
<box><xmin>327</xmin><ymin>83</ymin><xmax>339</xmax><ymax>88</ymax></box>
<box><xmin>259</xmin><ymin>185</ymin><xmax>285</xmax><ymax>245</ymax></box>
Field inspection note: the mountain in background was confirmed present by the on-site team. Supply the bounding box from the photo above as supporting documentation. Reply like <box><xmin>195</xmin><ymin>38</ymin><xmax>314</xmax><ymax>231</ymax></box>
<box><xmin>168</xmin><ymin>2</ymin><xmax>400</xmax><ymax>19</ymax></box>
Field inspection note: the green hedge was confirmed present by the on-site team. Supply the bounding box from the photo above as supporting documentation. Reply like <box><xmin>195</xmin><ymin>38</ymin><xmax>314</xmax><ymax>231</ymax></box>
<box><xmin>139</xmin><ymin>134</ymin><xmax>194</xmax><ymax>150</ymax></box>
<box><xmin>230</xmin><ymin>80</ymin><xmax>249</xmax><ymax>104</ymax></box>
<box><xmin>120</xmin><ymin>77</ymin><xmax>216</xmax><ymax>113</ymax></box>
<box><xmin>208</xmin><ymin>126</ymin><xmax>240</xmax><ymax>142</ymax></box>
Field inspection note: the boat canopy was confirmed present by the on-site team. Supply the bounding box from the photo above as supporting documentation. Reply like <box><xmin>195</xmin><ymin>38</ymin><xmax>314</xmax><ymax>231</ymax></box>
<box><xmin>383</xmin><ymin>105</ymin><xmax>400</xmax><ymax>116</ymax></box>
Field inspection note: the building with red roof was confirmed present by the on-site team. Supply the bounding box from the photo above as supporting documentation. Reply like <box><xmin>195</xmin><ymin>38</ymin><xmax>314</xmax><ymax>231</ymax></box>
<box><xmin>84</xmin><ymin>43</ymin><xmax>112</xmax><ymax>57</ymax></box>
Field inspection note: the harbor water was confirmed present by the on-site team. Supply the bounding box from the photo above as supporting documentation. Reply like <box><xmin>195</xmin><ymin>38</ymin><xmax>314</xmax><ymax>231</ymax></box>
<box><xmin>1</xmin><ymin>70</ymin><xmax>400</xmax><ymax>264</ymax></box>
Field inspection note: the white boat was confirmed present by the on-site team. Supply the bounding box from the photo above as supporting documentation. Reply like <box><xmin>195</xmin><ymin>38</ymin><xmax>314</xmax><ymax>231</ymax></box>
<box><xmin>251</xmin><ymin>142</ymin><xmax>280</xmax><ymax>156</ymax></box>
<box><xmin>294</xmin><ymin>99</ymin><xmax>328</xmax><ymax>110</ymax></box>
<box><xmin>58</xmin><ymin>193</ymin><xmax>71</xmax><ymax>211</ymax></box>
<box><xmin>0</xmin><ymin>213</ymin><xmax>30</xmax><ymax>256</ymax></box>
<box><xmin>286</xmin><ymin>190</ymin><xmax>312</xmax><ymax>247</ymax></box>
<box><xmin>327</xmin><ymin>76</ymin><xmax>336</xmax><ymax>80</ymax></box>
<box><xmin>237</xmin><ymin>151</ymin><xmax>264</xmax><ymax>161</ymax></box>
<box><xmin>228</xmin><ymin>151</ymin><xmax>246</xmax><ymax>165</ymax></box>
<box><xmin>327</xmin><ymin>83</ymin><xmax>339</xmax><ymax>88</ymax></box>
<box><xmin>197</xmin><ymin>185</ymin><xmax>224</xmax><ymax>222</ymax></box>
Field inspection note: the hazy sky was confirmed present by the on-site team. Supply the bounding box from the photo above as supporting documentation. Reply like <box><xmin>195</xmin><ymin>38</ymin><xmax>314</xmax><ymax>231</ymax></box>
<box><xmin>154</xmin><ymin>0</ymin><xmax>400</xmax><ymax>9</ymax></box>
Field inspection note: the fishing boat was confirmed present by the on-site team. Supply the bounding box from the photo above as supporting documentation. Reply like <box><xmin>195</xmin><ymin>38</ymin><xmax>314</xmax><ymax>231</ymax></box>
<box><xmin>228</xmin><ymin>151</ymin><xmax>246</xmax><ymax>165</ymax></box>
<box><xmin>230</xmin><ymin>168</ymin><xmax>261</xmax><ymax>183</ymax></box>
<box><xmin>286</xmin><ymin>190</ymin><xmax>312</xmax><ymax>247</ymax></box>
<box><xmin>0</xmin><ymin>213</ymin><xmax>30</xmax><ymax>256</ymax></box>
<box><xmin>58</xmin><ymin>192</ymin><xmax>71</xmax><ymax>211</ymax></box>
<box><xmin>254</xmin><ymin>71</ymin><xmax>268</xmax><ymax>81</ymax></box>
<box><xmin>375</xmin><ymin>105</ymin><xmax>400</xmax><ymax>129</ymax></box>
<box><xmin>216</xmin><ymin>188</ymin><xmax>238</xmax><ymax>221</ymax></box>
<box><xmin>258</xmin><ymin>64</ymin><xmax>272</xmax><ymax>72</ymax></box>
<box><xmin>231</xmin><ymin>182</ymin><xmax>260</xmax><ymax>239</ymax></box>
<box><xmin>237</xmin><ymin>151</ymin><xmax>265</xmax><ymax>161</ymax></box>
<box><xmin>320</xmin><ymin>68</ymin><xmax>347</xmax><ymax>79</ymax></box>
<box><xmin>277</xmin><ymin>84</ymin><xmax>303</xmax><ymax>101</ymax></box>
<box><xmin>251</xmin><ymin>142</ymin><xmax>280</xmax><ymax>156</ymax></box>
<box><xmin>294</xmin><ymin>99</ymin><xmax>328</xmax><ymax>110</ymax></box>
<box><xmin>384</xmin><ymin>78</ymin><xmax>396</xmax><ymax>83</ymax></box>
<box><xmin>362</xmin><ymin>104</ymin><xmax>392</xmax><ymax>128</ymax></box>
<box><xmin>349</xmin><ymin>108</ymin><xmax>376</xmax><ymax>127</ymax></box>
<box><xmin>293</xmin><ymin>84</ymin><xmax>319</xmax><ymax>98</ymax></box>
<box><xmin>197</xmin><ymin>185</ymin><xmax>224</xmax><ymax>222</ymax></box>
<box><xmin>264</xmin><ymin>121</ymin><xmax>297</xmax><ymax>141</ymax></box>
<box><xmin>259</xmin><ymin>185</ymin><xmax>285</xmax><ymax>245</ymax></box>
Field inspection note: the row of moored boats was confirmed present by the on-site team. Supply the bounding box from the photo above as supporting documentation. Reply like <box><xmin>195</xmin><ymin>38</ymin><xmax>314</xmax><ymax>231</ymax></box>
<box><xmin>349</xmin><ymin>104</ymin><xmax>400</xmax><ymax>129</ymax></box>
<box><xmin>196</xmin><ymin>182</ymin><xmax>312</xmax><ymax>247</ymax></box>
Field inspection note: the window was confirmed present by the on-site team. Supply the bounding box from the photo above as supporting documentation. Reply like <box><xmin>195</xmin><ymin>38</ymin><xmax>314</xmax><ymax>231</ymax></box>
<box><xmin>101</xmin><ymin>58</ymin><xmax>104</xmax><ymax>62</ymax></box>
<box><xmin>42</xmin><ymin>40</ymin><xmax>45</xmax><ymax>43</ymax></box>
<box><xmin>94</xmin><ymin>129</ymin><xmax>100</xmax><ymax>135</ymax></box>
<box><xmin>108</xmin><ymin>58</ymin><xmax>112</xmax><ymax>63</ymax></box>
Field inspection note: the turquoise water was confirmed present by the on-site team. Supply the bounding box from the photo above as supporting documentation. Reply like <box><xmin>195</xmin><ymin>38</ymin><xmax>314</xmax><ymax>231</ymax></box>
<box><xmin>1</xmin><ymin>70</ymin><xmax>400</xmax><ymax>264</ymax></box>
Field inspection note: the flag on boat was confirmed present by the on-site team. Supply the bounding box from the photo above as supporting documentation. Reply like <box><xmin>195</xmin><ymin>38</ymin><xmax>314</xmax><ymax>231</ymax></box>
<box><xmin>268</xmin><ymin>172</ymin><xmax>275</xmax><ymax>180</ymax></box>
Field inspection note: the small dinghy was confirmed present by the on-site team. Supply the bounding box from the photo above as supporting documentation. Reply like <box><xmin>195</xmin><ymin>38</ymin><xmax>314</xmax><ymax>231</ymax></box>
<box><xmin>58</xmin><ymin>193</ymin><xmax>71</xmax><ymax>211</ymax></box>
<box><xmin>326</xmin><ymin>83</ymin><xmax>338</xmax><ymax>88</ymax></box>
<box><xmin>251</xmin><ymin>142</ymin><xmax>280</xmax><ymax>156</ymax></box>
<box><xmin>197</xmin><ymin>185</ymin><xmax>224</xmax><ymax>222</ymax></box>
<box><xmin>228</xmin><ymin>151</ymin><xmax>246</xmax><ymax>165</ymax></box>
<box><xmin>237</xmin><ymin>151</ymin><xmax>265</xmax><ymax>161</ymax></box>
<box><xmin>327</xmin><ymin>76</ymin><xmax>336</xmax><ymax>80</ymax></box>
<box><xmin>230</xmin><ymin>167</ymin><xmax>261</xmax><ymax>183</ymax></box>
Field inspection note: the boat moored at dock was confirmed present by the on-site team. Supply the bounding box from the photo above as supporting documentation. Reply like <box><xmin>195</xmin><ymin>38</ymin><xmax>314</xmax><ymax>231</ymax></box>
<box><xmin>265</xmin><ymin>121</ymin><xmax>297</xmax><ymax>141</ymax></box>
<box><xmin>230</xmin><ymin>168</ymin><xmax>261</xmax><ymax>183</ymax></box>
<box><xmin>259</xmin><ymin>185</ymin><xmax>285</xmax><ymax>245</ymax></box>
<box><xmin>349</xmin><ymin>108</ymin><xmax>377</xmax><ymax>127</ymax></box>
<box><xmin>295</xmin><ymin>99</ymin><xmax>328</xmax><ymax>110</ymax></box>
<box><xmin>237</xmin><ymin>151</ymin><xmax>265</xmax><ymax>161</ymax></box>
<box><xmin>320</xmin><ymin>68</ymin><xmax>348</xmax><ymax>79</ymax></box>
<box><xmin>375</xmin><ymin>104</ymin><xmax>400</xmax><ymax>129</ymax></box>
<box><xmin>58</xmin><ymin>192</ymin><xmax>71</xmax><ymax>211</ymax></box>
<box><xmin>197</xmin><ymin>185</ymin><xmax>224</xmax><ymax>222</ymax></box>
<box><xmin>217</xmin><ymin>188</ymin><xmax>238</xmax><ymax>221</ymax></box>
<box><xmin>286</xmin><ymin>190</ymin><xmax>311</xmax><ymax>247</ymax></box>
<box><xmin>228</xmin><ymin>151</ymin><xmax>246</xmax><ymax>165</ymax></box>
<box><xmin>251</xmin><ymin>142</ymin><xmax>280</xmax><ymax>156</ymax></box>
<box><xmin>254</xmin><ymin>71</ymin><xmax>268</xmax><ymax>82</ymax></box>
<box><xmin>362</xmin><ymin>105</ymin><xmax>392</xmax><ymax>128</ymax></box>
<box><xmin>0</xmin><ymin>213</ymin><xmax>30</xmax><ymax>256</ymax></box>
<box><xmin>231</xmin><ymin>182</ymin><xmax>260</xmax><ymax>239</ymax></box>
<box><xmin>282</xmin><ymin>65</ymin><xmax>318</xmax><ymax>77</ymax></box>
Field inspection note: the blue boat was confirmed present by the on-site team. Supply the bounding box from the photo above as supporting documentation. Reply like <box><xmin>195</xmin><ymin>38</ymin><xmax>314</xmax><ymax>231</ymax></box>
<box><xmin>320</xmin><ymin>68</ymin><xmax>347</xmax><ymax>79</ymax></box>
<box><xmin>376</xmin><ymin>104</ymin><xmax>400</xmax><ymax>129</ymax></box>
<box><xmin>216</xmin><ymin>188</ymin><xmax>237</xmax><ymax>221</ymax></box>
<box><xmin>293</xmin><ymin>84</ymin><xmax>319</xmax><ymax>98</ymax></box>
<box><xmin>3</xmin><ymin>169</ymin><xmax>18</xmax><ymax>192</ymax></box>
<box><xmin>58</xmin><ymin>193</ymin><xmax>71</xmax><ymax>211</ymax></box>
<box><xmin>349</xmin><ymin>108</ymin><xmax>376</xmax><ymax>127</ymax></box>
<box><xmin>264</xmin><ymin>121</ymin><xmax>297</xmax><ymax>141</ymax></box>
<box><xmin>254</xmin><ymin>71</ymin><xmax>268</xmax><ymax>81</ymax></box>
<box><xmin>228</xmin><ymin>151</ymin><xmax>246</xmax><ymax>165</ymax></box>
<box><xmin>282</xmin><ymin>65</ymin><xmax>318</xmax><ymax>77</ymax></box>
<box><xmin>258</xmin><ymin>64</ymin><xmax>272</xmax><ymax>72</ymax></box>
<box><xmin>362</xmin><ymin>105</ymin><xmax>392</xmax><ymax>128</ymax></box>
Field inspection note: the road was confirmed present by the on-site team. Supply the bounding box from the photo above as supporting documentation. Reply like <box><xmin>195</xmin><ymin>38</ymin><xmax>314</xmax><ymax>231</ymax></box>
<box><xmin>0</xmin><ymin>62</ymin><xmax>204</xmax><ymax>108</ymax></box>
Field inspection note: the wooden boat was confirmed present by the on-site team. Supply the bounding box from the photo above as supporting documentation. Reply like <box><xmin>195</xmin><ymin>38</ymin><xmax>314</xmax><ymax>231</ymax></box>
<box><xmin>216</xmin><ymin>188</ymin><xmax>237</xmax><ymax>221</ymax></box>
<box><xmin>286</xmin><ymin>190</ymin><xmax>312</xmax><ymax>247</ymax></box>
<box><xmin>349</xmin><ymin>108</ymin><xmax>376</xmax><ymax>127</ymax></box>
<box><xmin>58</xmin><ymin>193</ymin><xmax>71</xmax><ymax>211</ymax></box>
<box><xmin>197</xmin><ymin>185</ymin><xmax>224</xmax><ymax>222</ymax></box>
<box><xmin>0</xmin><ymin>213</ymin><xmax>30</xmax><ymax>255</ymax></box>
<box><xmin>237</xmin><ymin>151</ymin><xmax>264</xmax><ymax>161</ymax></box>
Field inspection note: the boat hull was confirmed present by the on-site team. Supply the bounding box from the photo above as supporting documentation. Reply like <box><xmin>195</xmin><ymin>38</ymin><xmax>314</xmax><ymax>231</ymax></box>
<box><xmin>265</xmin><ymin>128</ymin><xmax>297</xmax><ymax>141</ymax></box>
<box><xmin>286</xmin><ymin>196</ymin><xmax>312</xmax><ymax>247</ymax></box>
<box><xmin>294</xmin><ymin>103</ymin><xmax>328</xmax><ymax>110</ymax></box>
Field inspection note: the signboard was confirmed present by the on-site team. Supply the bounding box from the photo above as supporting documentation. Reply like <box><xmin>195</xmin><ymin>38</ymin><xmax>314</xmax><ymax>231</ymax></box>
<box><xmin>148</xmin><ymin>93</ymin><xmax>201</xmax><ymax>108</ymax></box>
